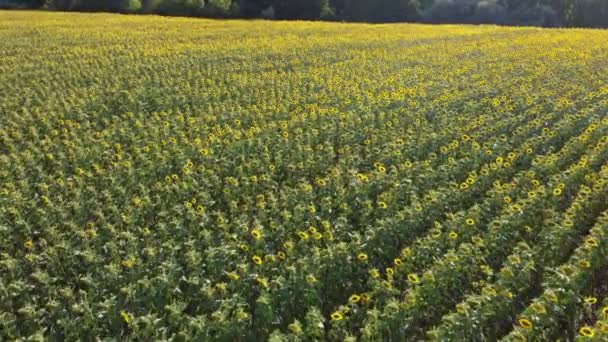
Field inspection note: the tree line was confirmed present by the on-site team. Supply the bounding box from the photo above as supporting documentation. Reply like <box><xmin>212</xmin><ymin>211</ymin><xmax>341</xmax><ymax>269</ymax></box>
<box><xmin>2</xmin><ymin>0</ymin><xmax>608</xmax><ymax>28</ymax></box>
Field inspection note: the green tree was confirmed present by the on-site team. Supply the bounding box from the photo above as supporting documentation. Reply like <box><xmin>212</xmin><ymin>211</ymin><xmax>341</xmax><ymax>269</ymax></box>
<box><xmin>141</xmin><ymin>0</ymin><xmax>164</xmax><ymax>12</ymax></box>
<box><xmin>379</xmin><ymin>0</ymin><xmax>420</xmax><ymax>21</ymax></box>
<box><xmin>238</xmin><ymin>0</ymin><xmax>273</xmax><ymax>17</ymax></box>
<box><xmin>46</xmin><ymin>0</ymin><xmax>141</xmax><ymax>11</ymax></box>
<box><xmin>155</xmin><ymin>0</ymin><xmax>201</xmax><ymax>15</ymax></box>
<box><xmin>344</xmin><ymin>0</ymin><xmax>418</xmax><ymax>22</ymax></box>
<box><xmin>110</xmin><ymin>0</ymin><xmax>142</xmax><ymax>12</ymax></box>
<box><xmin>568</xmin><ymin>0</ymin><xmax>608</xmax><ymax>27</ymax></box>
<box><xmin>273</xmin><ymin>0</ymin><xmax>326</xmax><ymax>19</ymax></box>
<box><xmin>201</xmin><ymin>0</ymin><xmax>233</xmax><ymax>16</ymax></box>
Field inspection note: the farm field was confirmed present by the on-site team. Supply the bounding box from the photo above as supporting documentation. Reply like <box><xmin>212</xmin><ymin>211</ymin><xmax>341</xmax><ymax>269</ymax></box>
<box><xmin>2</xmin><ymin>10</ymin><xmax>608</xmax><ymax>341</ymax></box>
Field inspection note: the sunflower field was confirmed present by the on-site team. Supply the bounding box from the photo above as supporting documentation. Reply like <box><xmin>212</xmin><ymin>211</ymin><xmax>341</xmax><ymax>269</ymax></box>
<box><xmin>1</xmin><ymin>10</ymin><xmax>608</xmax><ymax>341</ymax></box>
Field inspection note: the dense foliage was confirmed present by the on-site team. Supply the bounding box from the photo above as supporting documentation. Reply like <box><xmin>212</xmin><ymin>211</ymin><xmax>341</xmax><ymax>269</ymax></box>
<box><xmin>2</xmin><ymin>0</ymin><xmax>608</xmax><ymax>27</ymax></box>
<box><xmin>2</xmin><ymin>10</ymin><xmax>608</xmax><ymax>341</ymax></box>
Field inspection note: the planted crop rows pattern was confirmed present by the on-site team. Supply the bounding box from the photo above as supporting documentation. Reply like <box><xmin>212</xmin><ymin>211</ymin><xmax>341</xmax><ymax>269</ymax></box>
<box><xmin>1</xmin><ymin>11</ymin><xmax>608</xmax><ymax>341</ymax></box>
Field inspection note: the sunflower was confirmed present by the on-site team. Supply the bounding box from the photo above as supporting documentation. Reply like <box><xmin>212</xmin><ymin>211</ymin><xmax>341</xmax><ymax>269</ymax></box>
<box><xmin>331</xmin><ymin>311</ymin><xmax>344</xmax><ymax>321</ymax></box>
<box><xmin>404</xmin><ymin>294</ymin><xmax>416</xmax><ymax>306</ymax></box>
<box><xmin>297</xmin><ymin>231</ymin><xmax>309</xmax><ymax>240</ymax></box>
<box><xmin>531</xmin><ymin>302</ymin><xmax>546</xmax><ymax>315</ymax></box>
<box><xmin>252</xmin><ymin>255</ymin><xmax>263</xmax><ymax>265</ymax></box>
<box><xmin>256</xmin><ymin>277</ymin><xmax>269</xmax><ymax>289</ymax></box>
<box><xmin>120</xmin><ymin>310</ymin><xmax>132</xmax><ymax>325</ymax></box>
<box><xmin>518</xmin><ymin>318</ymin><xmax>533</xmax><ymax>330</ymax></box>
<box><xmin>236</xmin><ymin>310</ymin><xmax>249</xmax><ymax>320</ymax></box>
<box><xmin>471</xmin><ymin>236</ymin><xmax>484</xmax><ymax>245</ymax></box>
<box><xmin>579</xmin><ymin>326</ymin><xmax>594</xmax><ymax>337</ymax></box>
<box><xmin>369</xmin><ymin>268</ymin><xmax>380</xmax><ymax>279</ymax></box>
<box><xmin>251</xmin><ymin>229</ymin><xmax>262</xmax><ymax>240</ymax></box>
<box><xmin>585</xmin><ymin>237</ymin><xmax>598</xmax><ymax>248</ymax></box>
<box><xmin>361</xmin><ymin>293</ymin><xmax>370</xmax><ymax>303</ymax></box>
<box><xmin>579</xmin><ymin>260</ymin><xmax>591</xmax><ymax>269</ymax></box>
<box><xmin>584</xmin><ymin>296</ymin><xmax>597</xmax><ymax>305</ymax></box>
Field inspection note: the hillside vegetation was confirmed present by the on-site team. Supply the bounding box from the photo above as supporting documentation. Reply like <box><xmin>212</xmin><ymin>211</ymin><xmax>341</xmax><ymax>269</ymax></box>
<box><xmin>4</xmin><ymin>0</ymin><xmax>608</xmax><ymax>27</ymax></box>
<box><xmin>1</xmin><ymin>11</ymin><xmax>608</xmax><ymax>341</ymax></box>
